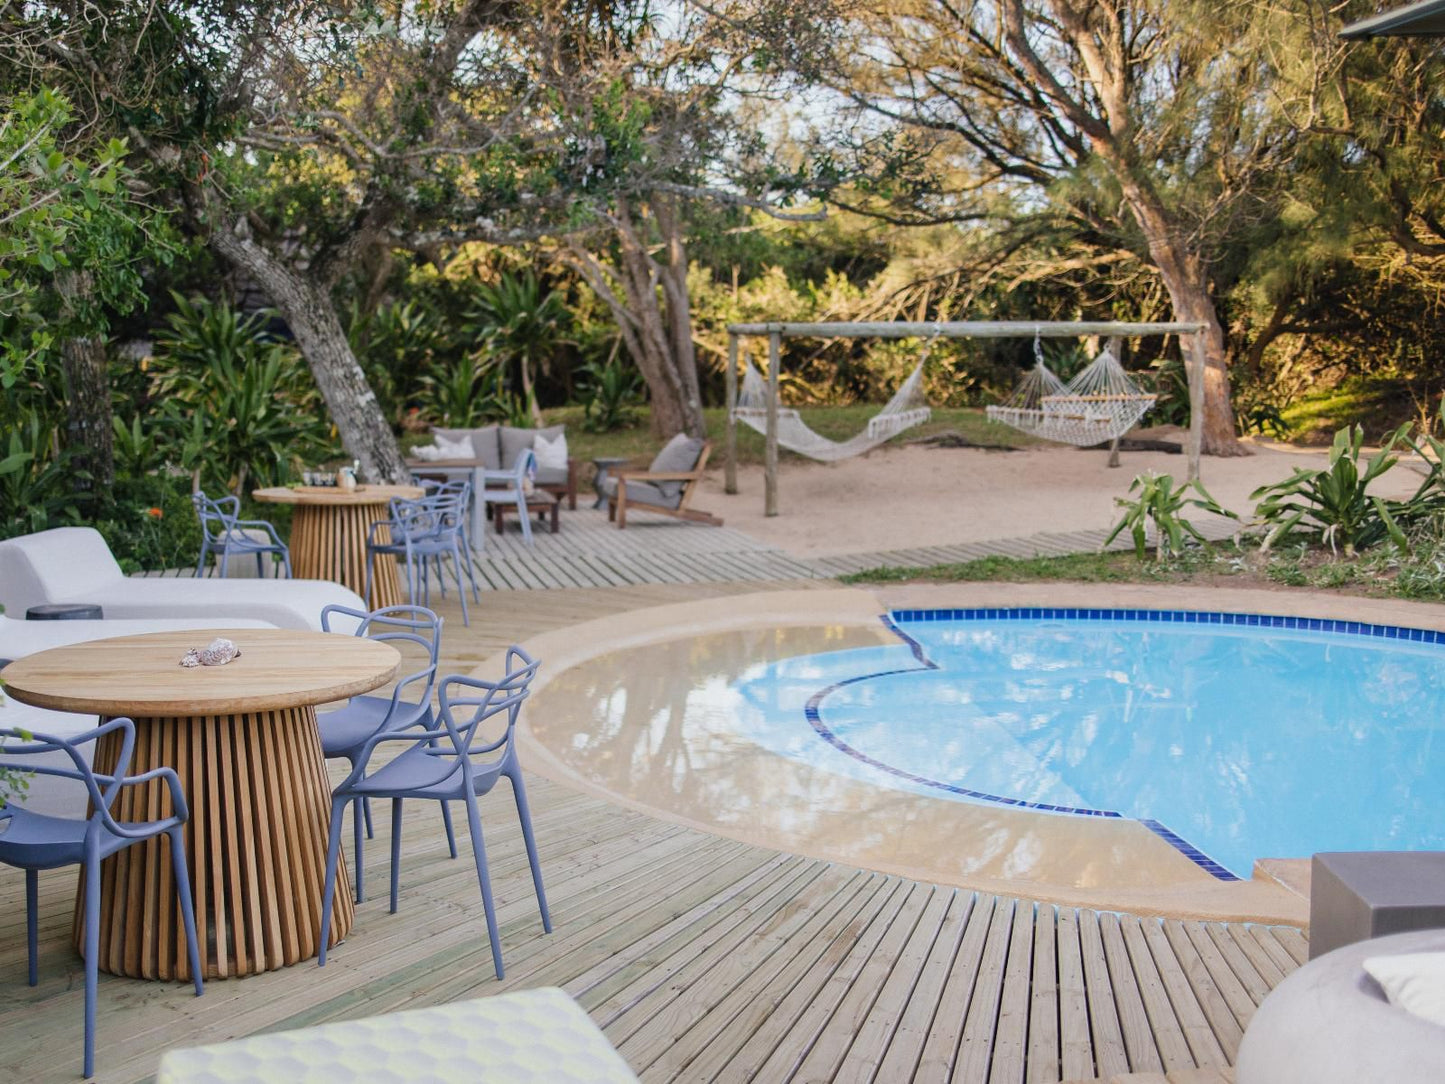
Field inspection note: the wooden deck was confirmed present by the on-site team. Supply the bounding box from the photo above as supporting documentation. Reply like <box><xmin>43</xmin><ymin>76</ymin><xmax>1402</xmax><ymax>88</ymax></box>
<box><xmin>3</xmin><ymin>582</ymin><xmax>1302</xmax><ymax>1081</ymax></box>
<box><xmin>0</xmin><ymin>770</ymin><xmax>1301</xmax><ymax>1083</ymax></box>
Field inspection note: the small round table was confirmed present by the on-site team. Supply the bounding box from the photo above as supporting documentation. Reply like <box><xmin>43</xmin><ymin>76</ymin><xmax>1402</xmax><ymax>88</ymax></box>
<box><xmin>591</xmin><ymin>457</ymin><xmax>629</xmax><ymax>510</ymax></box>
<box><xmin>3</xmin><ymin>629</ymin><xmax>401</xmax><ymax>981</ymax></box>
<box><xmin>252</xmin><ymin>485</ymin><xmax>424</xmax><ymax>608</ymax></box>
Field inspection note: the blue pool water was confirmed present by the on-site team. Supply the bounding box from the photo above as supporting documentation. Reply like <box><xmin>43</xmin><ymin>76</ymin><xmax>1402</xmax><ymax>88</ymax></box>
<box><xmin>732</xmin><ymin>610</ymin><xmax>1445</xmax><ymax>877</ymax></box>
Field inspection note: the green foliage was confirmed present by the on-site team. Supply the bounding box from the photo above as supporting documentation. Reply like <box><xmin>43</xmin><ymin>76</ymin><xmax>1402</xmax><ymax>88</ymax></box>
<box><xmin>578</xmin><ymin>354</ymin><xmax>645</xmax><ymax>431</ymax></box>
<box><xmin>1251</xmin><ymin>423</ymin><xmax>1409</xmax><ymax>556</ymax></box>
<box><xmin>1104</xmin><ymin>473</ymin><xmax>1238</xmax><ymax>559</ymax></box>
<box><xmin>0</xmin><ymin>419</ymin><xmax>85</xmax><ymax>536</ymax></box>
<box><xmin>91</xmin><ymin>472</ymin><xmax>203</xmax><ymax>575</ymax></box>
<box><xmin>149</xmin><ymin>295</ymin><xmax>333</xmax><ymax>493</ymax></box>
<box><xmin>419</xmin><ymin>358</ymin><xmax>504</xmax><ymax>428</ymax></box>
<box><xmin>0</xmin><ymin>88</ymin><xmax>148</xmax><ymax>385</ymax></box>
<box><xmin>347</xmin><ymin>298</ymin><xmax>449</xmax><ymax>427</ymax></box>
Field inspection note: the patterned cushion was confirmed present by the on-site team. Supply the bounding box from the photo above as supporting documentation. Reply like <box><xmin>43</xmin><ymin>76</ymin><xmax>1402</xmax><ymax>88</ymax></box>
<box><xmin>647</xmin><ymin>434</ymin><xmax>703</xmax><ymax>501</ymax></box>
<box><xmin>500</xmin><ymin>425</ymin><xmax>565</xmax><ymax>470</ymax></box>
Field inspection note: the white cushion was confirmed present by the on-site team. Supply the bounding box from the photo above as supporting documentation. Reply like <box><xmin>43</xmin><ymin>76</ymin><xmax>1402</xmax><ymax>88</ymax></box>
<box><xmin>533</xmin><ymin>431</ymin><xmax>568</xmax><ymax>471</ymax></box>
<box><xmin>1365</xmin><ymin>952</ymin><xmax>1445</xmax><ymax>1028</ymax></box>
<box><xmin>0</xmin><ymin>527</ymin><xmax>124</xmax><ymax>615</ymax></box>
<box><xmin>432</xmin><ymin>434</ymin><xmax>474</xmax><ymax>460</ymax></box>
<box><xmin>0</xmin><ymin>527</ymin><xmax>363</xmax><ymax>632</ymax></box>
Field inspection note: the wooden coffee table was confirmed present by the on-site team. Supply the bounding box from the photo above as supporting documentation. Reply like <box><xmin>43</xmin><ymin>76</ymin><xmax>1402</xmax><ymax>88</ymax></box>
<box><xmin>3</xmin><ymin>629</ymin><xmax>401</xmax><ymax>981</ymax></box>
<box><xmin>491</xmin><ymin>491</ymin><xmax>559</xmax><ymax>535</ymax></box>
<box><xmin>252</xmin><ymin>484</ymin><xmax>424</xmax><ymax>608</ymax></box>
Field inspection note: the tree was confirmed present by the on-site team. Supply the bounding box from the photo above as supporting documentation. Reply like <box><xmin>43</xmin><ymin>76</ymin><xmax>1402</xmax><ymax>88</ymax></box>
<box><xmin>0</xmin><ymin>86</ymin><xmax>155</xmax><ymax>494</ymax></box>
<box><xmin>814</xmin><ymin>0</ymin><xmax>1322</xmax><ymax>453</ymax></box>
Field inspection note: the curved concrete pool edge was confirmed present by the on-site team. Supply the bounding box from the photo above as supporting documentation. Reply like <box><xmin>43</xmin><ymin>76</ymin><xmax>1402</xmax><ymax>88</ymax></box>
<box><xmin>487</xmin><ymin>583</ymin><xmax>1445</xmax><ymax>926</ymax></box>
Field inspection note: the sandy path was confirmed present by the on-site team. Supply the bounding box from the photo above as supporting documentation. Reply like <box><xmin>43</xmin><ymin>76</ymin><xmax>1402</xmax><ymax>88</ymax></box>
<box><xmin>700</xmin><ymin>437</ymin><xmax>1424</xmax><ymax>558</ymax></box>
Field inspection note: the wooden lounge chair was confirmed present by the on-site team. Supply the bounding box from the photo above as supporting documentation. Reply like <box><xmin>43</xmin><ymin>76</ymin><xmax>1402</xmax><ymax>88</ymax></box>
<box><xmin>604</xmin><ymin>437</ymin><xmax>722</xmax><ymax>529</ymax></box>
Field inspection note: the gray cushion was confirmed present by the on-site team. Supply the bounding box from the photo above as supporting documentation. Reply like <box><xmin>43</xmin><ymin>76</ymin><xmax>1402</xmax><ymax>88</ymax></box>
<box><xmin>600</xmin><ymin>477</ymin><xmax>682</xmax><ymax>510</ymax></box>
<box><xmin>647</xmin><ymin>434</ymin><xmax>703</xmax><ymax>501</ymax></box>
<box><xmin>434</xmin><ymin>426</ymin><xmax>501</xmax><ymax>470</ymax></box>
<box><xmin>1237</xmin><ymin>929</ymin><xmax>1445</xmax><ymax>1084</ymax></box>
<box><xmin>535</xmin><ymin>466</ymin><xmax>570</xmax><ymax>487</ymax></box>
<box><xmin>500</xmin><ymin>425</ymin><xmax>565</xmax><ymax>470</ymax></box>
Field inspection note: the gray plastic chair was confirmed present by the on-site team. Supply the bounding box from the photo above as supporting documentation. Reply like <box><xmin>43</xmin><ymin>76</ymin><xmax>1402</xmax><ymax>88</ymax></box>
<box><xmin>317</xmin><ymin>604</ymin><xmax>456</xmax><ymax>902</ymax></box>
<box><xmin>192</xmin><ymin>491</ymin><xmax>292</xmax><ymax>578</ymax></box>
<box><xmin>0</xmin><ymin>721</ymin><xmax>204</xmax><ymax>1078</ymax></box>
<box><xmin>413</xmin><ymin>479</ymin><xmax>481</xmax><ymax>606</ymax></box>
<box><xmin>365</xmin><ymin>496</ymin><xmax>471</xmax><ymax>627</ymax></box>
<box><xmin>318</xmin><ymin>648</ymin><xmax>551</xmax><ymax>979</ymax></box>
<box><xmin>479</xmin><ymin>449</ymin><xmax>538</xmax><ymax>545</ymax></box>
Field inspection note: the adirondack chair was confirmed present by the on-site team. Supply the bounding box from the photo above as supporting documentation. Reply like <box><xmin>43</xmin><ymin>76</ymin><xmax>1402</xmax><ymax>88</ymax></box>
<box><xmin>602</xmin><ymin>436</ymin><xmax>722</xmax><ymax>529</ymax></box>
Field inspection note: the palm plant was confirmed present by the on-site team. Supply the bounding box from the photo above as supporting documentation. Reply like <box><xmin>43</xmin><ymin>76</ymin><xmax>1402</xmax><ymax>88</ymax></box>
<box><xmin>150</xmin><ymin>294</ymin><xmax>333</xmax><ymax>495</ymax></box>
<box><xmin>464</xmin><ymin>272</ymin><xmax>569</xmax><ymax>426</ymax></box>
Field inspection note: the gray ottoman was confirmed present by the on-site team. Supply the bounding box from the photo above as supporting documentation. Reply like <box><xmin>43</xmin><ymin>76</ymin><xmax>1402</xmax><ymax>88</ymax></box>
<box><xmin>1311</xmin><ymin>852</ymin><xmax>1445</xmax><ymax>959</ymax></box>
<box><xmin>1237</xmin><ymin>929</ymin><xmax>1445</xmax><ymax>1083</ymax></box>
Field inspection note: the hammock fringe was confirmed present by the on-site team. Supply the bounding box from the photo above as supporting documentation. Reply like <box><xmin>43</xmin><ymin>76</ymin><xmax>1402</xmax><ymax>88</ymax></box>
<box><xmin>986</xmin><ymin>346</ymin><xmax>1156</xmax><ymax>445</ymax></box>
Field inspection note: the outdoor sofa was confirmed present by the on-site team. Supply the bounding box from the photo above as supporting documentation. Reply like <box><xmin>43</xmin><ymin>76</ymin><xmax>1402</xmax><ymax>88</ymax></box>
<box><xmin>423</xmin><ymin>423</ymin><xmax>580</xmax><ymax>508</ymax></box>
<box><xmin>0</xmin><ymin>526</ymin><xmax>366</xmax><ymax>631</ymax></box>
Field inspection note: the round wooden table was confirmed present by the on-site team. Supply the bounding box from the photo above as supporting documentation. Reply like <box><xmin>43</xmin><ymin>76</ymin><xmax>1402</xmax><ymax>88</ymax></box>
<box><xmin>3</xmin><ymin>629</ymin><xmax>400</xmax><ymax>981</ymax></box>
<box><xmin>252</xmin><ymin>484</ymin><xmax>424</xmax><ymax>609</ymax></box>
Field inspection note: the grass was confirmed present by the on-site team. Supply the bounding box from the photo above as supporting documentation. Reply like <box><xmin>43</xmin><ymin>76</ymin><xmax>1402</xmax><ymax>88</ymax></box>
<box><xmin>1279</xmin><ymin>375</ymin><xmax>1427</xmax><ymax>445</ymax></box>
<box><xmin>841</xmin><ymin>538</ymin><xmax>1445</xmax><ymax>604</ymax></box>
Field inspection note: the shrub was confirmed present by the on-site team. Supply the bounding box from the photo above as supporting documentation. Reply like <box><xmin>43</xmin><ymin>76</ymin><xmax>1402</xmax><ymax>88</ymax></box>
<box><xmin>1103</xmin><ymin>472</ymin><xmax>1237</xmax><ymax>559</ymax></box>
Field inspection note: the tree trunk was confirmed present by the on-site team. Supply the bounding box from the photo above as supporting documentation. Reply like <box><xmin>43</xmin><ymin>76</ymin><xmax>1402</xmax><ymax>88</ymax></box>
<box><xmin>566</xmin><ymin>198</ymin><xmax>706</xmax><ymax>441</ymax></box>
<box><xmin>209</xmin><ymin>226</ymin><xmax>411</xmax><ymax>484</ymax></box>
<box><xmin>56</xmin><ymin>271</ymin><xmax>114</xmax><ymax>498</ymax></box>
<box><xmin>1116</xmin><ymin>177</ymin><xmax>1245</xmax><ymax>455</ymax></box>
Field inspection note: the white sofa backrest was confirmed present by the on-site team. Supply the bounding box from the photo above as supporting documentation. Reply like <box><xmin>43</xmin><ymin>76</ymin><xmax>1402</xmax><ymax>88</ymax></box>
<box><xmin>0</xmin><ymin>527</ymin><xmax>124</xmax><ymax>616</ymax></box>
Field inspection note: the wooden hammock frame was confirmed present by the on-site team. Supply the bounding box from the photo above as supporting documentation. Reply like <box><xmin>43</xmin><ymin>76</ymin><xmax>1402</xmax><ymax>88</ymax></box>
<box><xmin>724</xmin><ymin>320</ymin><xmax>1209</xmax><ymax>517</ymax></box>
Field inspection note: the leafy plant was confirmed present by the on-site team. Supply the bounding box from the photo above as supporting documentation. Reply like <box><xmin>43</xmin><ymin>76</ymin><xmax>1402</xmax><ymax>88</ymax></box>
<box><xmin>150</xmin><ymin>295</ymin><xmax>333</xmax><ymax>494</ymax></box>
<box><xmin>578</xmin><ymin>353</ymin><xmax>644</xmax><ymax>432</ymax></box>
<box><xmin>0</xmin><ymin>419</ymin><xmax>85</xmax><ymax>538</ymax></box>
<box><xmin>463</xmin><ymin>271</ymin><xmax>569</xmax><ymax>423</ymax></box>
<box><xmin>1251</xmin><ymin>423</ymin><xmax>1408</xmax><ymax>556</ymax></box>
<box><xmin>419</xmin><ymin>357</ymin><xmax>504</xmax><ymax>427</ymax></box>
<box><xmin>1103</xmin><ymin>472</ymin><xmax>1238</xmax><ymax>559</ymax></box>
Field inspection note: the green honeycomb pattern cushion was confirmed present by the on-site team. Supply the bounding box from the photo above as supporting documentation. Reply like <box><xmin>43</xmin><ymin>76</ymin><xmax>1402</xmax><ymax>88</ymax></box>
<box><xmin>156</xmin><ymin>987</ymin><xmax>638</xmax><ymax>1083</ymax></box>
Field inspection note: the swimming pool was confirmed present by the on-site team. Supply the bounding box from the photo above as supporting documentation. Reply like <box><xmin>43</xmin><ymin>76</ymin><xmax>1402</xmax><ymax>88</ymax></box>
<box><xmin>734</xmin><ymin>607</ymin><xmax>1445</xmax><ymax>878</ymax></box>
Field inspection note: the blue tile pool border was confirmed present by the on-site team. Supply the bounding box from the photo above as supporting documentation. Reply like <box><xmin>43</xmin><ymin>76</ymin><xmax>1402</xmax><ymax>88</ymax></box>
<box><xmin>888</xmin><ymin>605</ymin><xmax>1445</xmax><ymax>645</ymax></box>
<box><xmin>796</xmin><ymin>605</ymin><xmax>1421</xmax><ymax>883</ymax></box>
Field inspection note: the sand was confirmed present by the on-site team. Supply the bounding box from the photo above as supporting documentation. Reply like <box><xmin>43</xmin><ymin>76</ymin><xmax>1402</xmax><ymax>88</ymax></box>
<box><xmin>700</xmin><ymin>435</ymin><xmax>1425</xmax><ymax>559</ymax></box>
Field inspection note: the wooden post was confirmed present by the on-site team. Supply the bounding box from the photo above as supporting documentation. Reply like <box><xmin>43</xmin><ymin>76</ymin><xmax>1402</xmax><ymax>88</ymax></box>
<box><xmin>724</xmin><ymin>334</ymin><xmax>739</xmax><ymax>495</ymax></box>
<box><xmin>1187</xmin><ymin>330</ymin><xmax>1206</xmax><ymax>482</ymax></box>
<box><xmin>765</xmin><ymin>328</ymin><xmax>781</xmax><ymax>517</ymax></box>
<box><xmin>1107</xmin><ymin>436</ymin><xmax>1121</xmax><ymax>468</ymax></box>
<box><xmin>1106</xmin><ymin>335</ymin><xmax>1123</xmax><ymax>468</ymax></box>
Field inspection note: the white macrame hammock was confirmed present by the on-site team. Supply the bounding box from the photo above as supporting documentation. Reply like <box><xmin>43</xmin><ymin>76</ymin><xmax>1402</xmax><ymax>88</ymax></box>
<box><xmin>732</xmin><ymin>352</ymin><xmax>932</xmax><ymax>462</ymax></box>
<box><xmin>986</xmin><ymin>339</ymin><xmax>1156</xmax><ymax>446</ymax></box>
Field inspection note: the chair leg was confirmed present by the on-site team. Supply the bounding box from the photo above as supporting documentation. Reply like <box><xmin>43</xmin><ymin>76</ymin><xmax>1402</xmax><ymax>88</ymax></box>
<box><xmin>509</xmin><ymin>770</ymin><xmax>551</xmax><ymax>933</ymax></box>
<box><xmin>170</xmin><ymin>827</ymin><xmax>205</xmax><ymax>996</ymax></box>
<box><xmin>363</xmin><ymin>550</ymin><xmax>377</xmax><ymax>608</ymax></box>
<box><xmin>82</xmin><ymin>851</ymin><xmax>100</xmax><ymax>1079</ymax></box>
<box><xmin>462</xmin><ymin>797</ymin><xmax>505</xmax><ymax>980</ymax></box>
<box><xmin>459</xmin><ymin>525</ymin><xmax>480</xmax><ymax>602</ymax></box>
<box><xmin>439</xmin><ymin>800</ymin><xmax>458</xmax><ymax>859</ymax></box>
<box><xmin>390</xmin><ymin>798</ymin><xmax>404</xmax><ymax>914</ymax></box>
<box><xmin>353</xmin><ymin>796</ymin><xmax>366</xmax><ymax>904</ymax></box>
<box><xmin>25</xmin><ymin>869</ymin><xmax>37</xmax><ymax>986</ymax></box>
<box><xmin>219</xmin><ymin>548</ymin><xmax>230</xmax><ymax>579</ymax></box>
<box><xmin>432</xmin><ymin>553</ymin><xmax>447</xmax><ymax>598</ymax></box>
<box><xmin>362</xmin><ymin>795</ymin><xmax>374</xmax><ymax>839</ymax></box>
<box><xmin>255</xmin><ymin>552</ymin><xmax>264</xmax><ymax>578</ymax></box>
<box><xmin>451</xmin><ymin>540</ymin><xmax>470</xmax><ymax>627</ymax></box>
<box><xmin>318</xmin><ymin>798</ymin><xmax>348</xmax><ymax>966</ymax></box>
<box><xmin>517</xmin><ymin>493</ymin><xmax>534</xmax><ymax>545</ymax></box>
<box><xmin>281</xmin><ymin>549</ymin><xmax>293</xmax><ymax>578</ymax></box>
<box><xmin>195</xmin><ymin>545</ymin><xmax>207</xmax><ymax>579</ymax></box>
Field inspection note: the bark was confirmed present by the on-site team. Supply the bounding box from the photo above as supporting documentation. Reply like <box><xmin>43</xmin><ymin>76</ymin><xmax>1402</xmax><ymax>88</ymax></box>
<box><xmin>566</xmin><ymin>196</ymin><xmax>706</xmax><ymax>440</ymax></box>
<box><xmin>208</xmin><ymin>225</ymin><xmax>411</xmax><ymax>484</ymax></box>
<box><xmin>56</xmin><ymin>270</ymin><xmax>114</xmax><ymax>496</ymax></box>
<box><xmin>1113</xmin><ymin>175</ymin><xmax>1245</xmax><ymax>455</ymax></box>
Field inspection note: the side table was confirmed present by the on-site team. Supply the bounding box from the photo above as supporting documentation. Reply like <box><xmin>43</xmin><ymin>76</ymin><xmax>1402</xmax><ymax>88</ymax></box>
<box><xmin>27</xmin><ymin>603</ymin><xmax>104</xmax><ymax>620</ymax></box>
<box><xmin>592</xmin><ymin>457</ymin><xmax>629</xmax><ymax>510</ymax></box>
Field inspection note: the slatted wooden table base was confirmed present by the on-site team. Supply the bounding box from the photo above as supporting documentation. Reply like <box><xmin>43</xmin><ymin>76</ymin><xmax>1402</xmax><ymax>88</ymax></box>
<box><xmin>74</xmin><ymin>708</ymin><xmax>355</xmax><ymax>981</ymax></box>
<box><xmin>290</xmin><ymin>502</ymin><xmax>405</xmax><ymax>609</ymax></box>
